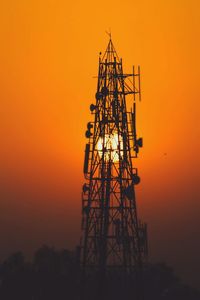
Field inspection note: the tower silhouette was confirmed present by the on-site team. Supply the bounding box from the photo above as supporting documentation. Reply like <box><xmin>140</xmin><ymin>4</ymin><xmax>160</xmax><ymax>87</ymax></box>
<box><xmin>80</xmin><ymin>38</ymin><xmax>147</xmax><ymax>300</ymax></box>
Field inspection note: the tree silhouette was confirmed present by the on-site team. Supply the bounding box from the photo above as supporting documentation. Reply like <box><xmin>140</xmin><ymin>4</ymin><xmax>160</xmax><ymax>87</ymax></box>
<box><xmin>0</xmin><ymin>247</ymin><xmax>199</xmax><ymax>300</ymax></box>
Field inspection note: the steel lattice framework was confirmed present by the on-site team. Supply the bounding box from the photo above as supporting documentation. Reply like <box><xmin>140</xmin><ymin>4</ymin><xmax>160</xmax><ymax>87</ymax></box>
<box><xmin>79</xmin><ymin>38</ymin><xmax>147</xmax><ymax>299</ymax></box>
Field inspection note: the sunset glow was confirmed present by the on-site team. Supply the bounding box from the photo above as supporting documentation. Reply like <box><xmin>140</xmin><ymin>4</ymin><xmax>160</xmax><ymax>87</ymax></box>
<box><xmin>0</xmin><ymin>0</ymin><xmax>199</xmax><ymax>289</ymax></box>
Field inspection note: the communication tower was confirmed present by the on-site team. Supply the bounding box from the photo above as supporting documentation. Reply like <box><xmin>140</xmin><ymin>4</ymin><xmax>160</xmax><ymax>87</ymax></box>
<box><xmin>79</xmin><ymin>38</ymin><xmax>148</xmax><ymax>300</ymax></box>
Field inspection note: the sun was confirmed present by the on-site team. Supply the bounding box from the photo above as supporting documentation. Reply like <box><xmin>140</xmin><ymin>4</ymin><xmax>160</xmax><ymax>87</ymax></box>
<box><xmin>96</xmin><ymin>133</ymin><xmax>123</xmax><ymax>162</ymax></box>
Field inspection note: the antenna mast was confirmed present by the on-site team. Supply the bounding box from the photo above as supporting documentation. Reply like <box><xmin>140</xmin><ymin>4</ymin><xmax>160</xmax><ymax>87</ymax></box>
<box><xmin>80</xmin><ymin>38</ymin><xmax>148</xmax><ymax>300</ymax></box>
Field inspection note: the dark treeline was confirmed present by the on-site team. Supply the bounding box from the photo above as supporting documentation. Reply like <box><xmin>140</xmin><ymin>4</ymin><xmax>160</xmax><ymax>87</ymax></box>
<box><xmin>0</xmin><ymin>245</ymin><xmax>199</xmax><ymax>300</ymax></box>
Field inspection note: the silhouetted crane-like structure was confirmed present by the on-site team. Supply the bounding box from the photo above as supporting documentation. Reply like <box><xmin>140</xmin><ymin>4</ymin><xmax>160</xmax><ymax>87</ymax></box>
<box><xmin>80</xmin><ymin>38</ymin><xmax>148</xmax><ymax>300</ymax></box>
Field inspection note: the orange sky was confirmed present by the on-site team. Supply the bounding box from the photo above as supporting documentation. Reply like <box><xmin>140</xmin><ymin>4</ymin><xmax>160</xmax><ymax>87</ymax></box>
<box><xmin>0</xmin><ymin>0</ymin><xmax>200</xmax><ymax>288</ymax></box>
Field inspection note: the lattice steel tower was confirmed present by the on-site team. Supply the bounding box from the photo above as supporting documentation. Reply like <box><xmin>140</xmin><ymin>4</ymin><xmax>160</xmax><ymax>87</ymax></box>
<box><xmin>80</xmin><ymin>38</ymin><xmax>147</xmax><ymax>300</ymax></box>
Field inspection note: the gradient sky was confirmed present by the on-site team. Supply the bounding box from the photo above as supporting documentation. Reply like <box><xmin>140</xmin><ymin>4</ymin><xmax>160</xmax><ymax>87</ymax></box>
<box><xmin>0</xmin><ymin>0</ymin><xmax>200</xmax><ymax>289</ymax></box>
